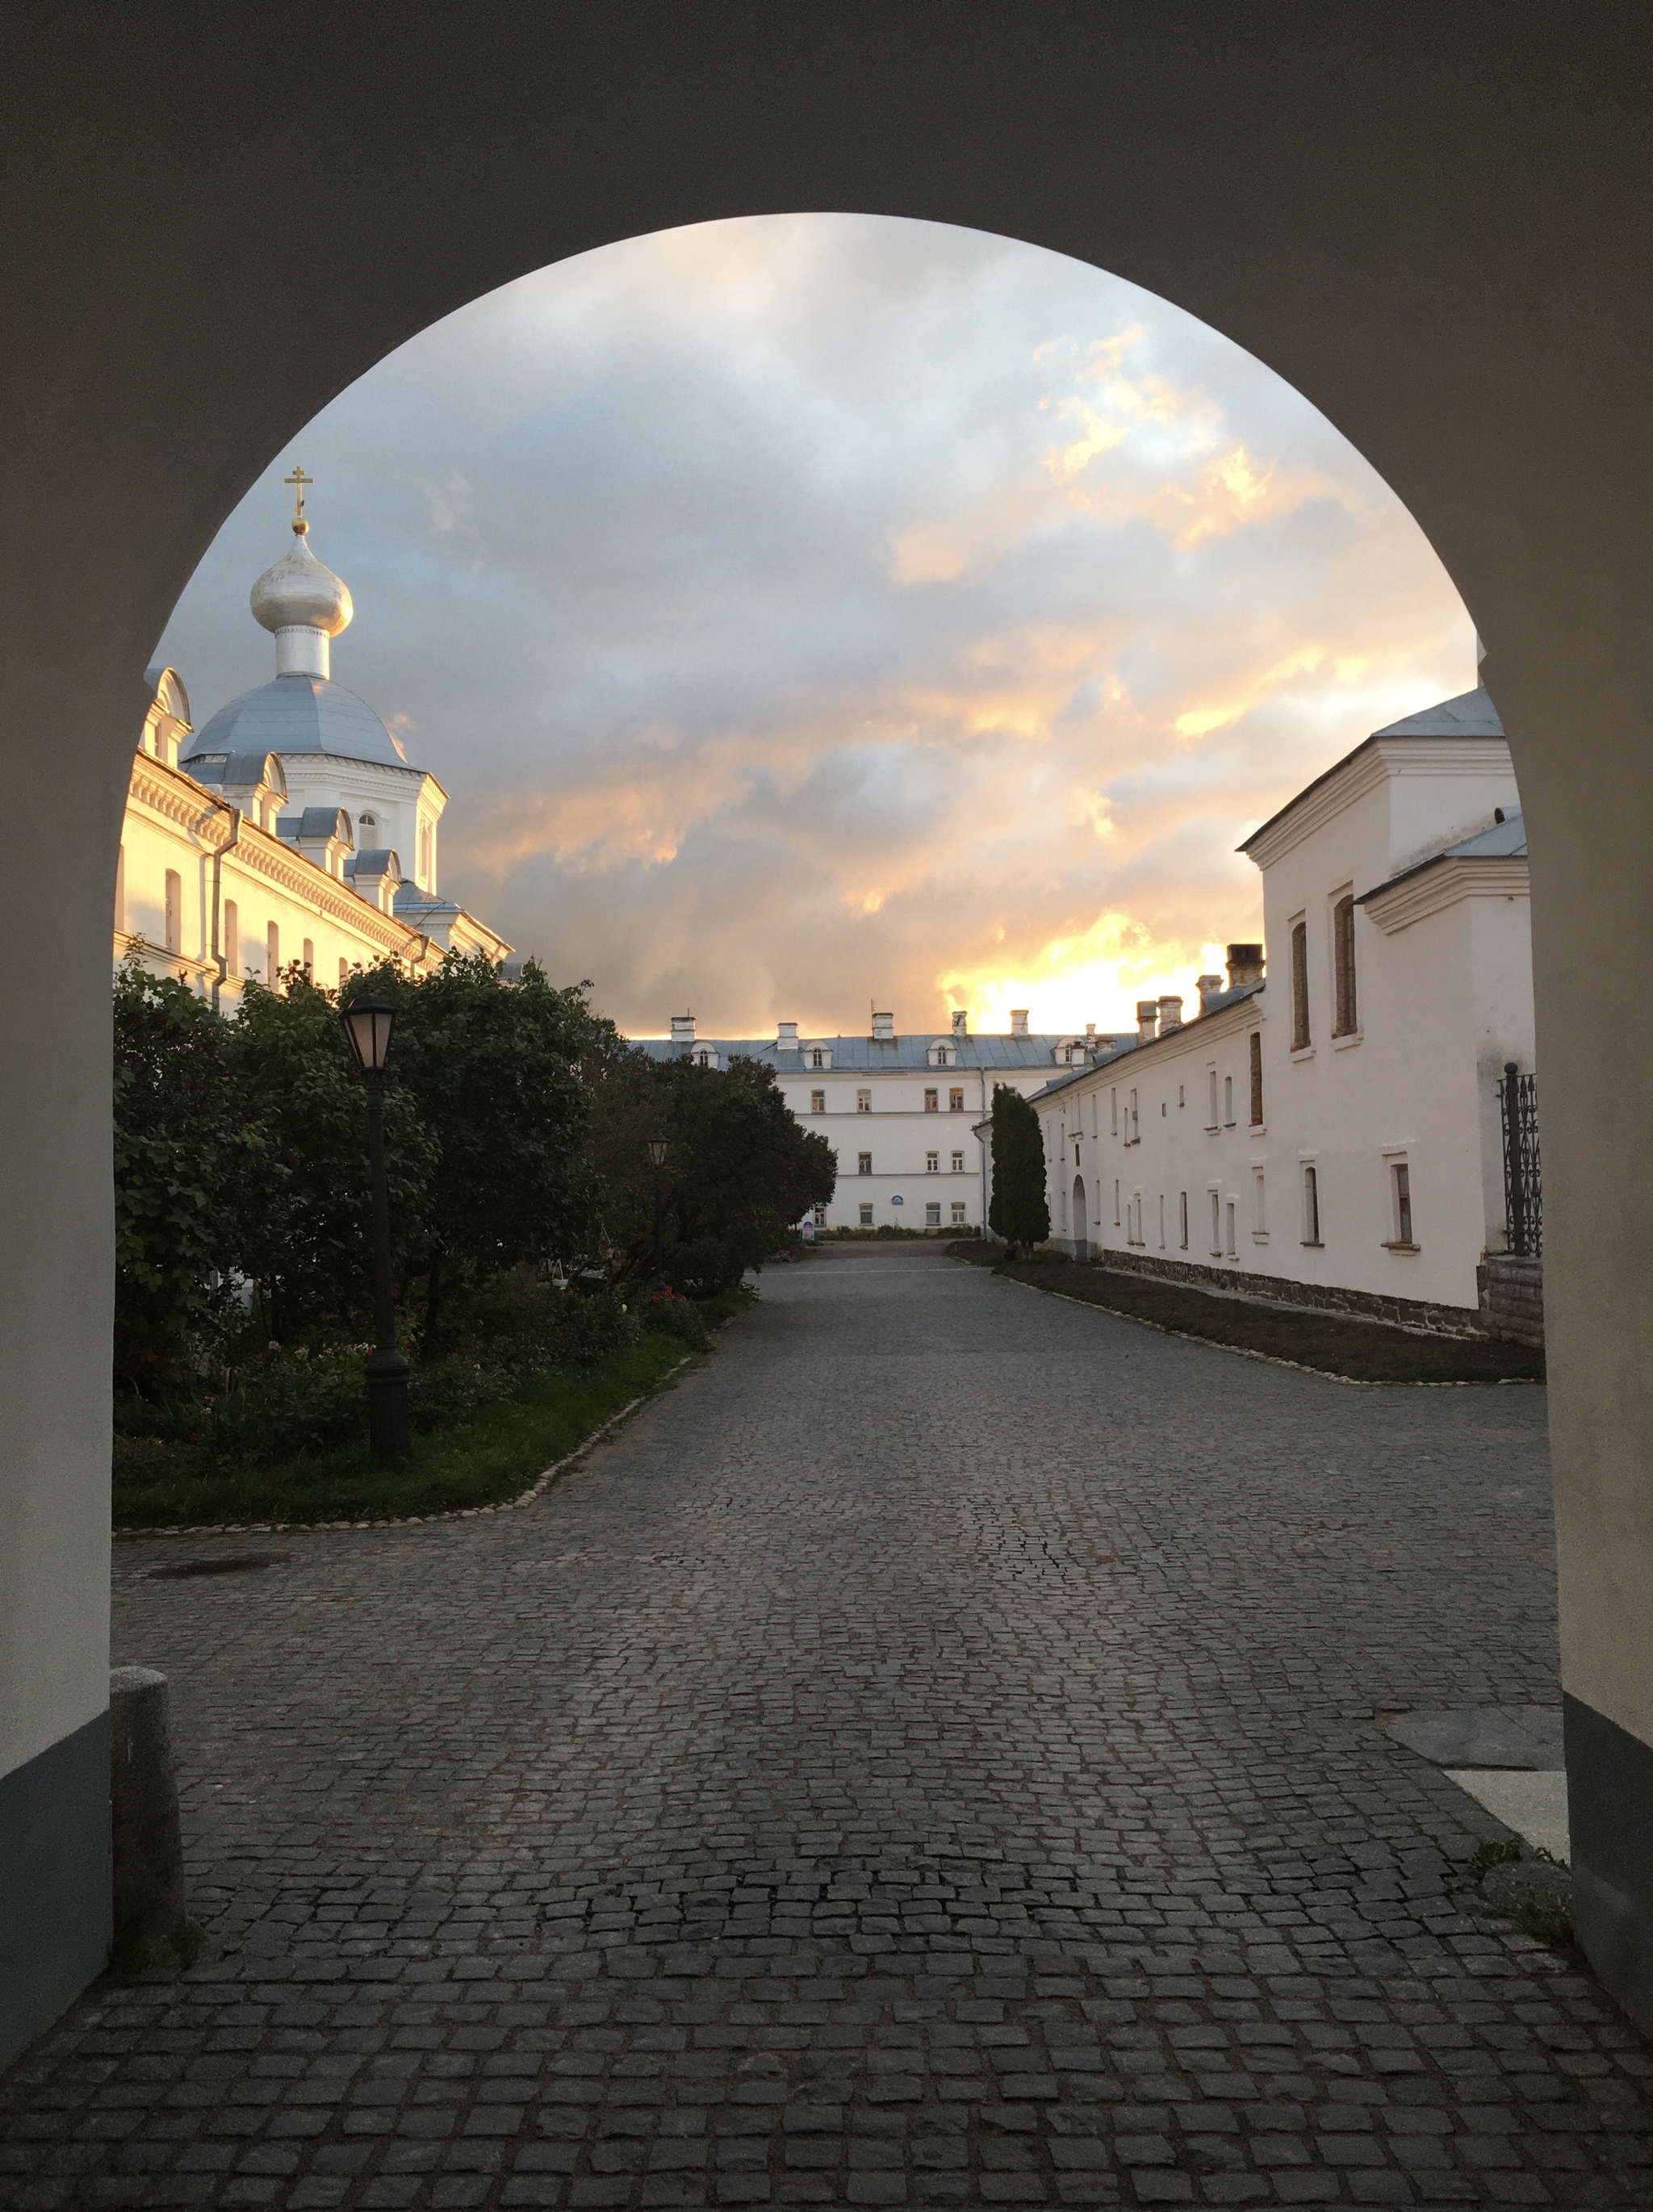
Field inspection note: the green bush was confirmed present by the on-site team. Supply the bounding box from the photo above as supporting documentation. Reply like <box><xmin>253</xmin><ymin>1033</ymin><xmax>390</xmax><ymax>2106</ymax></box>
<box><xmin>637</xmin><ymin>1286</ymin><xmax>712</xmax><ymax>1352</ymax></box>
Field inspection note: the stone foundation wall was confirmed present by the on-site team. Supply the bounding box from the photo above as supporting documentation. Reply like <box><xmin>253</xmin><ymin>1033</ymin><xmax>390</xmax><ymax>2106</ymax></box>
<box><xmin>1070</xmin><ymin>1242</ymin><xmax>1488</xmax><ymax>1339</ymax></box>
<box><xmin>1479</xmin><ymin>1252</ymin><xmax>1545</xmax><ymax>1349</ymax></box>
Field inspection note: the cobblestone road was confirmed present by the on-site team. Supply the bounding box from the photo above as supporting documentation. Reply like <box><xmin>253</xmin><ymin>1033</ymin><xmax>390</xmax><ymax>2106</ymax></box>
<box><xmin>6</xmin><ymin>1248</ymin><xmax>1650</xmax><ymax>2210</ymax></box>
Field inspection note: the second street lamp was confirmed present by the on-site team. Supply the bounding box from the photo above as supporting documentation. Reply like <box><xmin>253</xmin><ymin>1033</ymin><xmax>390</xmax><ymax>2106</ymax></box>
<box><xmin>647</xmin><ymin>1131</ymin><xmax>670</xmax><ymax>1292</ymax></box>
<box><xmin>340</xmin><ymin>991</ymin><xmax>411</xmax><ymax>1460</ymax></box>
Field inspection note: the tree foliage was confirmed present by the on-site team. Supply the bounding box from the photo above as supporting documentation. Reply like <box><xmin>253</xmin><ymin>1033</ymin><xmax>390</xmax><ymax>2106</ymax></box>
<box><xmin>111</xmin><ymin>955</ymin><xmax>836</xmax><ymax>1389</ymax></box>
<box><xmin>987</xmin><ymin>1082</ymin><xmax>1050</xmax><ymax>1257</ymax></box>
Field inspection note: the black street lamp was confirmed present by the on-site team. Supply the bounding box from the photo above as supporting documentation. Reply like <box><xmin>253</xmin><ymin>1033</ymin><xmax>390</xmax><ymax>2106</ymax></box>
<box><xmin>340</xmin><ymin>992</ymin><xmax>410</xmax><ymax>1460</ymax></box>
<box><xmin>647</xmin><ymin>1131</ymin><xmax>671</xmax><ymax>1292</ymax></box>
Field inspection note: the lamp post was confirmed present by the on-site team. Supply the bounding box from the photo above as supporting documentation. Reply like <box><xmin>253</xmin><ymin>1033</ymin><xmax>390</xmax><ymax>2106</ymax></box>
<box><xmin>339</xmin><ymin>992</ymin><xmax>410</xmax><ymax>1459</ymax></box>
<box><xmin>647</xmin><ymin>1131</ymin><xmax>671</xmax><ymax>1292</ymax></box>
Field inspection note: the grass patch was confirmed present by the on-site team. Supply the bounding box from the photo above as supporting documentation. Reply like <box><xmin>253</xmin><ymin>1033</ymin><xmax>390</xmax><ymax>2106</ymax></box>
<box><xmin>113</xmin><ymin>1333</ymin><xmax>691</xmax><ymax>1530</ymax></box>
<box><xmin>994</xmin><ymin>1260</ymin><xmax>1546</xmax><ymax>1384</ymax></box>
<box><xmin>1513</xmin><ymin>1894</ymin><xmax>1575</xmax><ymax>1945</ymax></box>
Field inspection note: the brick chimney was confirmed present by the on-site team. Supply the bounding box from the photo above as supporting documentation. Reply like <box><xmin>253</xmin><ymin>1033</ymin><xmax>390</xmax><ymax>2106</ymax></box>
<box><xmin>1226</xmin><ymin>943</ymin><xmax>1265</xmax><ymax>989</ymax></box>
<box><xmin>952</xmin><ymin>1010</ymin><xmax>968</xmax><ymax>1038</ymax></box>
<box><xmin>1010</xmin><ymin>1010</ymin><xmax>1029</xmax><ymax>1039</ymax></box>
<box><xmin>670</xmin><ymin>1012</ymin><xmax>696</xmax><ymax>1047</ymax></box>
<box><xmin>1196</xmin><ymin>973</ymin><xmax>1225</xmax><ymax>1014</ymax></box>
<box><xmin>872</xmin><ymin>1010</ymin><xmax>895</xmax><ymax>1040</ymax></box>
<box><xmin>776</xmin><ymin>1021</ymin><xmax>797</xmax><ymax>1047</ymax></box>
<box><xmin>1157</xmin><ymin>995</ymin><xmax>1183</xmax><ymax>1033</ymax></box>
<box><xmin>1136</xmin><ymin>999</ymin><xmax>1159</xmax><ymax>1043</ymax></box>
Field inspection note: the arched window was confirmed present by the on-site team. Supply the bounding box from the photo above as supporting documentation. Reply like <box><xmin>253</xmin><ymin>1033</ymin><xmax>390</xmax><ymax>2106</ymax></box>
<box><xmin>163</xmin><ymin>870</ymin><xmax>182</xmax><ymax>954</ymax></box>
<box><xmin>223</xmin><ymin>900</ymin><xmax>240</xmax><ymax>976</ymax></box>
<box><xmin>266</xmin><ymin>920</ymin><xmax>280</xmax><ymax>982</ymax></box>
<box><xmin>302</xmin><ymin>938</ymin><xmax>315</xmax><ymax>980</ymax></box>
<box><xmin>420</xmin><ymin>822</ymin><xmax>433</xmax><ymax>884</ymax></box>
<box><xmin>1333</xmin><ymin>895</ymin><xmax>1358</xmax><ymax>1035</ymax></box>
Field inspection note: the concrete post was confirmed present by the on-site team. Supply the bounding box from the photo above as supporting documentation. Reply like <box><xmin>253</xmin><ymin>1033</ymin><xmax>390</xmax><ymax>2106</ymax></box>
<box><xmin>108</xmin><ymin>1668</ymin><xmax>186</xmax><ymax>1943</ymax></box>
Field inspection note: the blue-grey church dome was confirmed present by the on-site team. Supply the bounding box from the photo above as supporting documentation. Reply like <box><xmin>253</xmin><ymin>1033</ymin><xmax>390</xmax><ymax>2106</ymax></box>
<box><xmin>184</xmin><ymin>674</ymin><xmax>412</xmax><ymax>770</ymax></box>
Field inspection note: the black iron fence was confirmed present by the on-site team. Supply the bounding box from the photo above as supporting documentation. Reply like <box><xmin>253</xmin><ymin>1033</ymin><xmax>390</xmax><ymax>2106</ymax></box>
<box><xmin>1499</xmin><ymin>1062</ymin><xmax>1542</xmax><ymax>1257</ymax></box>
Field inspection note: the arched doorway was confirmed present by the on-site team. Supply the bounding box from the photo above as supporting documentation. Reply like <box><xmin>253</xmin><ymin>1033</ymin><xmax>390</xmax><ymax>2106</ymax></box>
<box><xmin>1072</xmin><ymin>1176</ymin><xmax>1088</xmax><ymax>1261</ymax></box>
<box><xmin>4</xmin><ymin>10</ymin><xmax>1651</xmax><ymax>2053</ymax></box>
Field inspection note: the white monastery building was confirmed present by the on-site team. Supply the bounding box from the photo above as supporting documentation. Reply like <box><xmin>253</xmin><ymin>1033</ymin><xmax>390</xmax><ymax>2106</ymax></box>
<box><xmin>116</xmin><ymin>476</ymin><xmax>508</xmax><ymax>1001</ymax></box>
<box><xmin>639</xmin><ymin>1012</ymin><xmax>1103</xmax><ymax>1234</ymax></box>
<box><xmin>1032</xmin><ymin>687</ymin><xmax>1538</xmax><ymax>1335</ymax></box>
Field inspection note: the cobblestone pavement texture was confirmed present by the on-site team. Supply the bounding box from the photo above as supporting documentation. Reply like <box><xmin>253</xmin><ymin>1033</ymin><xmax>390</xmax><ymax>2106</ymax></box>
<box><xmin>6</xmin><ymin>1248</ymin><xmax>1651</xmax><ymax>2210</ymax></box>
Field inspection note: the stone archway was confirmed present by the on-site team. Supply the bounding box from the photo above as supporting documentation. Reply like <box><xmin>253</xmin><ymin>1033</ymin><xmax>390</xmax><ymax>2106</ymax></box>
<box><xmin>4</xmin><ymin>6</ymin><xmax>1651</xmax><ymax>2055</ymax></box>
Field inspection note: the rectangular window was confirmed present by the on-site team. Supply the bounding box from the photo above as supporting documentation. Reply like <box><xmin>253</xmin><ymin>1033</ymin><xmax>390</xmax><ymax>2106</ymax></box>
<box><xmin>925</xmin><ymin>1152</ymin><xmax>939</xmax><ymax>1173</ymax></box>
<box><xmin>856</xmin><ymin>1089</ymin><xmax>872</xmax><ymax>1113</ymax></box>
<box><xmin>1303</xmin><ymin>1163</ymin><xmax>1320</xmax><ymax>1244</ymax></box>
<box><xmin>951</xmin><ymin>1201</ymin><xmax>967</xmax><ymax>1225</ymax></box>
<box><xmin>1114</xmin><ymin>1178</ymin><xmax>1121</xmax><ymax>1226</ymax></box>
<box><xmin>1157</xmin><ymin>1194</ymin><xmax>1165</xmax><ymax>1248</ymax></box>
<box><xmin>338</xmin><ymin>957</ymin><xmax>349</xmax><ymax>990</ymax></box>
<box><xmin>926</xmin><ymin>1201</ymin><xmax>941</xmax><ymax>1226</ymax></box>
<box><xmin>1249</xmin><ymin>1032</ymin><xmax>1263</xmax><ymax>1127</ymax></box>
<box><xmin>1333</xmin><ymin>893</ymin><xmax>1358</xmax><ymax>1035</ymax></box>
<box><xmin>1291</xmin><ymin>917</ymin><xmax>1311</xmax><ymax>1049</ymax></box>
<box><xmin>857</xmin><ymin>1152</ymin><xmax>873</xmax><ymax>1175</ymax></box>
<box><xmin>1179</xmin><ymin>1191</ymin><xmax>1189</xmax><ymax>1248</ymax></box>
<box><xmin>951</xmin><ymin>1150</ymin><xmax>965</xmax><ymax>1173</ymax></box>
<box><xmin>811</xmin><ymin>1047</ymin><xmax>826</xmax><ymax>1068</ymax></box>
<box><xmin>1111</xmin><ymin>1087</ymin><xmax>1119</xmax><ymax>1135</ymax></box>
<box><xmin>1177</xmin><ymin>1085</ymin><xmax>1184</xmax><ymax>1109</ymax></box>
<box><xmin>301</xmin><ymin>937</ymin><xmax>314</xmax><ymax>980</ymax></box>
<box><xmin>1209</xmin><ymin>1190</ymin><xmax>1221</xmax><ymax>1254</ymax></box>
<box><xmin>1225</xmin><ymin>1198</ymin><xmax>1237</xmax><ymax>1257</ymax></box>
<box><xmin>810</xmin><ymin>1089</ymin><xmax>826</xmax><ymax>1113</ymax></box>
<box><xmin>859</xmin><ymin>1202</ymin><xmax>873</xmax><ymax>1226</ymax></box>
<box><xmin>948</xmin><ymin>1087</ymin><xmax>965</xmax><ymax>1111</ymax></box>
<box><xmin>163</xmin><ymin>869</ymin><xmax>182</xmax><ymax>954</ymax></box>
<box><xmin>266</xmin><ymin>919</ymin><xmax>280</xmax><ymax>981</ymax></box>
<box><xmin>1207</xmin><ymin>1068</ymin><xmax>1219</xmax><ymax>1128</ymax></box>
<box><xmin>223</xmin><ymin>899</ymin><xmax>240</xmax><ymax>976</ymax></box>
<box><xmin>1252</xmin><ymin>1169</ymin><xmax>1266</xmax><ymax>1236</ymax></box>
<box><xmin>1224</xmin><ymin>1074</ymin><xmax>1234</xmax><ymax>1127</ymax></box>
<box><xmin>923</xmin><ymin>1088</ymin><xmax>939</xmax><ymax>1111</ymax></box>
<box><xmin>1393</xmin><ymin>1161</ymin><xmax>1414</xmax><ymax>1246</ymax></box>
<box><xmin>1128</xmin><ymin>1088</ymin><xmax>1138</xmax><ymax>1142</ymax></box>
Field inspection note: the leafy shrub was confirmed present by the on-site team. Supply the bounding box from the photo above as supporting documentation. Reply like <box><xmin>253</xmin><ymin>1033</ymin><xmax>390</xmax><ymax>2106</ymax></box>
<box><xmin>637</xmin><ymin>1286</ymin><xmax>710</xmax><ymax>1353</ymax></box>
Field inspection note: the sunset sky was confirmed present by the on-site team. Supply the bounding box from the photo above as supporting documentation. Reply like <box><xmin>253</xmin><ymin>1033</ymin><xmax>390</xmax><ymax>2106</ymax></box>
<box><xmin>157</xmin><ymin>214</ymin><xmax>1476</xmax><ymax>1040</ymax></box>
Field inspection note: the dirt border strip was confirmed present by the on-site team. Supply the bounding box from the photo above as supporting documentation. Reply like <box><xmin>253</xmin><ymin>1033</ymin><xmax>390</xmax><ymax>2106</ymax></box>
<box><xmin>111</xmin><ymin>1353</ymin><xmax>695</xmax><ymax>1541</ymax></box>
<box><xmin>982</xmin><ymin>1268</ymin><xmax>1542</xmax><ymax>1390</ymax></box>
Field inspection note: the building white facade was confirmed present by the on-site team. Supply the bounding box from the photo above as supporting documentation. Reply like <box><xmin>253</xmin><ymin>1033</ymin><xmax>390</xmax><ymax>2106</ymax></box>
<box><xmin>638</xmin><ymin>1010</ymin><xmax>1108</xmax><ymax>1233</ymax></box>
<box><xmin>116</xmin><ymin>487</ymin><xmax>507</xmax><ymax>1001</ymax></box>
<box><xmin>1032</xmin><ymin>688</ymin><xmax>1534</xmax><ymax>1330</ymax></box>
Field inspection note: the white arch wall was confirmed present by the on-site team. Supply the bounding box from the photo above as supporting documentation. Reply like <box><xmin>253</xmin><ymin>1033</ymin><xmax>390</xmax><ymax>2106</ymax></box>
<box><xmin>2</xmin><ymin>4</ymin><xmax>1650</xmax><ymax>2059</ymax></box>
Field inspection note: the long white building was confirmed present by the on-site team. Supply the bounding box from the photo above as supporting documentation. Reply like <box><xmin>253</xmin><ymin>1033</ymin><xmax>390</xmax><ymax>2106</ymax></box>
<box><xmin>638</xmin><ymin>1011</ymin><xmax>1103</xmax><ymax>1233</ymax></box>
<box><xmin>1032</xmin><ymin>687</ymin><xmax>1536</xmax><ymax>1333</ymax></box>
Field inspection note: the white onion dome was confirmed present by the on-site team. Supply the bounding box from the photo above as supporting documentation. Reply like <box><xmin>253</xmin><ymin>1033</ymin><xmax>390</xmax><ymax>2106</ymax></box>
<box><xmin>249</xmin><ymin>521</ymin><xmax>354</xmax><ymax>639</ymax></box>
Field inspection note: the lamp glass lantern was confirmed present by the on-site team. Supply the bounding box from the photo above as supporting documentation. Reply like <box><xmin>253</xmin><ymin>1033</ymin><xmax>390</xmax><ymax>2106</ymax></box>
<box><xmin>647</xmin><ymin>1131</ymin><xmax>671</xmax><ymax>1169</ymax></box>
<box><xmin>340</xmin><ymin>992</ymin><xmax>396</xmax><ymax>1073</ymax></box>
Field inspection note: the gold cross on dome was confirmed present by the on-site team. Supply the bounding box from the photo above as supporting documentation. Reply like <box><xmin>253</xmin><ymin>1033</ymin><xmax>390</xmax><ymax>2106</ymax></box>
<box><xmin>283</xmin><ymin>466</ymin><xmax>312</xmax><ymax>528</ymax></box>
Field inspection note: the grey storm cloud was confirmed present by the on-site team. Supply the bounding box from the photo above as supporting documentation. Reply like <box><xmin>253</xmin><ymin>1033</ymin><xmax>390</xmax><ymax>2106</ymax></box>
<box><xmin>157</xmin><ymin>213</ymin><xmax>1475</xmax><ymax>1038</ymax></box>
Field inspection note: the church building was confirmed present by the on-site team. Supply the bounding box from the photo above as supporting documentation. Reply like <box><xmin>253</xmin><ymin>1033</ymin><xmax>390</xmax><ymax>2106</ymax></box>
<box><xmin>116</xmin><ymin>475</ymin><xmax>508</xmax><ymax>1003</ymax></box>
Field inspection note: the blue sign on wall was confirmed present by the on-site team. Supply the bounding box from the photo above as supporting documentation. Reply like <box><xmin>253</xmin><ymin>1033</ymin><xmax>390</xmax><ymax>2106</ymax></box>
<box><xmin>890</xmin><ymin>1194</ymin><xmax>903</xmax><ymax>1205</ymax></box>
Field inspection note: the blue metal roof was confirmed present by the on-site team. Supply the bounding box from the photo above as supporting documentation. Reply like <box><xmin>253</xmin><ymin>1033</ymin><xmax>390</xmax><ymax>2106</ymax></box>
<box><xmin>1358</xmin><ymin>806</ymin><xmax>1528</xmax><ymax>905</ymax></box>
<box><xmin>186</xmin><ymin>675</ymin><xmax>414</xmax><ymax>771</ymax></box>
<box><xmin>634</xmin><ymin>1032</ymin><xmax>1078</xmax><ymax>1071</ymax></box>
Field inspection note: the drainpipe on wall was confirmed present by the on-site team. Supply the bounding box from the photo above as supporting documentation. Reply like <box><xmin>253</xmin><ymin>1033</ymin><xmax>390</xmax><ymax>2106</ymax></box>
<box><xmin>205</xmin><ymin>803</ymin><xmax>241</xmax><ymax>1014</ymax></box>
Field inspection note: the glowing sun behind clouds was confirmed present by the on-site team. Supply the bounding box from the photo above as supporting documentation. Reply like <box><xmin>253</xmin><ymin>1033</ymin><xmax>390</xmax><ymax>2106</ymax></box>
<box><xmin>158</xmin><ymin>214</ymin><xmax>1475</xmax><ymax>1038</ymax></box>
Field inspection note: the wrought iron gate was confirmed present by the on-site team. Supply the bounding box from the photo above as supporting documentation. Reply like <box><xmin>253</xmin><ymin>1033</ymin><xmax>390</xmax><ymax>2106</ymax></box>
<box><xmin>1499</xmin><ymin>1062</ymin><xmax>1542</xmax><ymax>1257</ymax></box>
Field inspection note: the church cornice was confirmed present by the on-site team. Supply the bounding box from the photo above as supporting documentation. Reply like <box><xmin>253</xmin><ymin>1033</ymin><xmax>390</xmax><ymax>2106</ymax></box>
<box><xmin>126</xmin><ymin>751</ymin><xmax>425</xmax><ymax>958</ymax></box>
